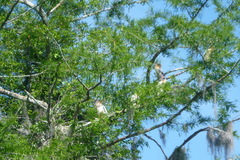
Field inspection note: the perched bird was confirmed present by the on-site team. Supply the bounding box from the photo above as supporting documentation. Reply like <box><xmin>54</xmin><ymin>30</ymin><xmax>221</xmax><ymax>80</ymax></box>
<box><xmin>154</xmin><ymin>63</ymin><xmax>166</xmax><ymax>84</ymax></box>
<box><xmin>204</xmin><ymin>47</ymin><xmax>215</xmax><ymax>62</ymax></box>
<box><xmin>131</xmin><ymin>93</ymin><xmax>139</xmax><ymax>108</ymax></box>
<box><xmin>131</xmin><ymin>93</ymin><xmax>139</xmax><ymax>102</ymax></box>
<box><xmin>94</xmin><ymin>100</ymin><xmax>108</xmax><ymax>114</ymax></box>
<box><xmin>158</xmin><ymin>78</ymin><xmax>167</xmax><ymax>85</ymax></box>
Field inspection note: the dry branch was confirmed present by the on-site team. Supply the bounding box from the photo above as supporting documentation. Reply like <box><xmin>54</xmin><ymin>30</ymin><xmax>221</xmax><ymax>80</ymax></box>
<box><xmin>0</xmin><ymin>87</ymin><xmax>48</xmax><ymax>109</ymax></box>
<box><xmin>144</xmin><ymin>134</ymin><xmax>168</xmax><ymax>159</ymax></box>
<box><xmin>0</xmin><ymin>72</ymin><xmax>44</xmax><ymax>78</ymax></box>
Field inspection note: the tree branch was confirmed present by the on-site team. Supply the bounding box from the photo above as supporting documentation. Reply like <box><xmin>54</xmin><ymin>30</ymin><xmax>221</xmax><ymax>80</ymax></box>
<box><xmin>47</xmin><ymin>0</ymin><xmax>64</xmax><ymax>16</ymax></box>
<box><xmin>166</xmin><ymin>70</ymin><xmax>187</xmax><ymax>79</ymax></box>
<box><xmin>0</xmin><ymin>87</ymin><xmax>48</xmax><ymax>109</ymax></box>
<box><xmin>0</xmin><ymin>72</ymin><xmax>44</xmax><ymax>78</ymax></box>
<box><xmin>19</xmin><ymin>0</ymin><xmax>48</xmax><ymax>24</ymax></box>
<box><xmin>179</xmin><ymin>127</ymin><xmax>208</xmax><ymax>149</ymax></box>
<box><xmin>0</xmin><ymin>0</ymin><xmax>19</xmax><ymax>29</ymax></box>
<box><xmin>6</xmin><ymin>7</ymin><xmax>33</xmax><ymax>24</ymax></box>
<box><xmin>164</xmin><ymin>67</ymin><xmax>187</xmax><ymax>75</ymax></box>
<box><xmin>144</xmin><ymin>134</ymin><xmax>168</xmax><ymax>159</ymax></box>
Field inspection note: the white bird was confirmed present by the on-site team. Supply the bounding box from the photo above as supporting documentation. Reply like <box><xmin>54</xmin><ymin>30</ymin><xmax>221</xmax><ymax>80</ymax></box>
<box><xmin>94</xmin><ymin>100</ymin><xmax>108</xmax><ymax>114</ymax></box>
<box><xmin>131</xmin><ymin>93</ymin><xmax>139</xmax><ymax>102</ymax></box>
<box><xmin>204</xmin><ymin>47</ymin><xmax>215</xmax><ymax>62</ymax></box>
<box><xmin>158</xmin><ymin>78</ymin><xmax>167</xmax><ymax>85</ymax></box>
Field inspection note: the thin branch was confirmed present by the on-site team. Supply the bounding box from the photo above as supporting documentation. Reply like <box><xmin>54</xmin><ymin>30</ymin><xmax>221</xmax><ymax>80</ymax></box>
<box><xmin>189</xmin><ymin>0</ymin><xmax>209</xmax><ymax>21</ymax></box>
<box><xmin>73</xmin><ymin>0</ymin><xmax>146</xmax><ymax>21</ymax></box>
<box><xmin>0</xmin><ymin>0</ymin><xmax>19</xmax><ymax>29</ymax></box>
<box><xmin>216</xmin><ymin>58</ymin><xmax>240</xmax><ymax>82</ymax></box>
<box><xmin>232</xmin><ymin>117</ymin><xmax>240</xmax><ymax>123</ymax></box>
<box><xmin>81</xmin><ymin>75</ymin><xmax>102</xmax><ymax>103</ymax></box>
<box><xmin>165</xmin><ymin>67</ymin><xmax>187</xmax><ymax>75</ymax></box>
<box><xmin>0</xmin><ymin>87</ymin><xmax>48</xmax><ymax>109</ymax></box>
<box><xmin>144</xmin><ymin>134</ymin><xmax>168</xmax><ymax>159</ymax></box>
<box><xmin>47</xmin><ymin>0</ymin><xmax>64</xmax><ymax>16</ymax></box>
<box><xmin>210</xmin><ymin>0</ymin><xmax>235</xmax><ymax>24</ymax></box>
<box><xmin>47</xmin><ymin>28</ymin><xmax>90</xmax><ymax>91</ymax></box>
<box><xmin>6</xmin><ymin>7</ymin><xmax>34</xmax><ymax>24</ymax></box>
<box><xmin>179</xmin><ymin>127</ymin><xmax>208</xmax><ymax>148</ymax></box>
<box><xmin>166</xmin><ymin>70</ymin><xmax>187</xmax><ymax>79</ymax></box>
<box><xmin>0</xmin><ymin>72</ymin><xmax>44</xmax><ymax>78</ymax></box>
<box><xmin>24</xmin><ymin>90</ymin><xmax>47</xmax><ymax>110</ymax></box>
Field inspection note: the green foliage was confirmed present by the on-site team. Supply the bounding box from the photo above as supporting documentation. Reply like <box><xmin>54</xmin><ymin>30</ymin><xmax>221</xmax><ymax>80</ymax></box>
<box><xmin>0</xmin><ymin>0</ymin><xmax>239</xmax><ymax>159</ymax></box>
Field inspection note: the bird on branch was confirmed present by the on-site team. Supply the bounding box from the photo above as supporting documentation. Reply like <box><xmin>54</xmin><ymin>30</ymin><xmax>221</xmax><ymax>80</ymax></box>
<box><xmin>94</xmin><ymin>100</ymin><xmax>108</xmax><ymax>114</ymax></box>
<box><xmin>154</xmin><ymin>63</ymin><xmax>167</xmax><ymax>84</ymax></box>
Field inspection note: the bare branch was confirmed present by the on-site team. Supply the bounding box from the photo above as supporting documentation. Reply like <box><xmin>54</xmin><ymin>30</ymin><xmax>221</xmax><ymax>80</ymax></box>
<box><xmin>0</xmin><ymin>72</ymin><xmax>44</xmax><ymax>78</ymax></box>
<box><xmin>179</xmin><ymin>127</ymin><xmax>208</xmax><ymax>148</ymax></box>
<box><xmin>232</xmin><ymin>117</ymin><xmax>240</xmax><ymax>123</ymax></box>
<box><xmin>0</xmin><ymin>0</ymin><xmax>19</xmax><ymax>29</ymax></box>
<box><xmin>47</xmin><ymin>0</ymin><xmax>64</xmax><ymax>16</ymax></box>
<box><xmin>216</xmin><ymin>58</ymin><xmax>240</xmax><ymax>82</ymax></box>
<box><xmin>81</xmin><ymin>75</ymin><xmax>102</xmax><ymax>103</ymax></box>
<box><xmin>0</xmin><ymin>87</ymin><xmax>48</xmax><ymax>109</ymax></box>
<box><xmin>189</xmin><ymin>0</ymin><xmax>209</xmax><ymax>21</ymax></box>
<box><xmin>19</xmin><ymin>0</ymin><xmax>47</xmax><ymax>24</ymax></box>
<box><xmin>165</xmin><ymin>67</ymin><xmax>187</xmax><ymax>75</ymax></box>
<box><xmin>144</xmin><ymin>134</ymin><xmax>168</xmax><ymax>159</ymax></box>
<box><xmin>166</xmin><ymin>70</ymin><xmax>187</xmax><ymax>79</ymax></box>
<box><xmin>6</xmin><ymin>8</ymin><xmax>33</xmax><ymax>24</ymax></box>
<box><xmin>24</xmin><ymin>90</ymin><xmax>47</xmax><ymax>110</ymax></box>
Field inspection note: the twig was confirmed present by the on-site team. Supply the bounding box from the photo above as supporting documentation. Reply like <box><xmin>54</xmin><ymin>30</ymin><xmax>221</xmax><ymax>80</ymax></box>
<box><xmin>144</xmin><ymin>134</ymin><xmax>168</xmax><ymax>159</ymax></box>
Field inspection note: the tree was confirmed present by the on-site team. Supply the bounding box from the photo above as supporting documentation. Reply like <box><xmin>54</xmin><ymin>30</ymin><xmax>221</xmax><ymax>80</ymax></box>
<box><xmin>0</xmin><ymin>0</ymin><xmax>240</xmax><ymax>159</ymax></box>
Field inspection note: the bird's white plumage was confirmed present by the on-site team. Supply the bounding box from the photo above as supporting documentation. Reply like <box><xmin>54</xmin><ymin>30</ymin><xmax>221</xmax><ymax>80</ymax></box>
<box><xmin>95</xmin><ymin>100</ymin><xmax>107</xmax><ymax>114</ymax></box>
<box><xmin>131</xmin><ymin>93</ymin><xmax>139</xmax><ymax>102</ymax></box>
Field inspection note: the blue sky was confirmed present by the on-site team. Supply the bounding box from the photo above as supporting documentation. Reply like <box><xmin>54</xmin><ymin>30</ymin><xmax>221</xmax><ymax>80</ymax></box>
<box><xmin>126</xmin><ymin>1</ymin><xmax>240</xmax><ymax>159</ymax></box>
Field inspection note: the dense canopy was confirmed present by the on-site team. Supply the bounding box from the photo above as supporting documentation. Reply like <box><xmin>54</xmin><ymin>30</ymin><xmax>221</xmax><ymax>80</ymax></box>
<box><xmin>0</xmin><ymin>0</ymin><xmax>240</xmax><ymax>159</ymax></box>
